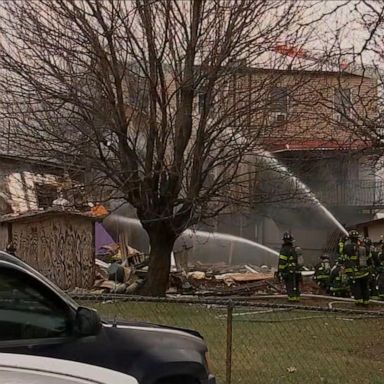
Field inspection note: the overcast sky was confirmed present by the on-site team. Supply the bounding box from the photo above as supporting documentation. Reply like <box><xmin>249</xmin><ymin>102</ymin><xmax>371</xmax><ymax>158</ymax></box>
<box><xmin>305</xmin><ymin>1</ymin><xmax>378</xmax><ymax>62</ymax></box>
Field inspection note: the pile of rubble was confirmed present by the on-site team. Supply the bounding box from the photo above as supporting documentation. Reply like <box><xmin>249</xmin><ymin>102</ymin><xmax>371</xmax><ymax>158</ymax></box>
<box><xmin>92</xmin><ymin>259</ymin><xmax>145</xmax><ymax>294</ymax></box>
<box><xmin>75</xmin><ymin>253</ymin><xmax>280</xmax><ymax>296</ymax></box>
<box><xmin>72</xmin><ymin>244</ymin><xmax>317</xmax><ymax>296</ymax></box>
<box><xmin>172</xmin><ymin>262</ymin><xmax>280</xmax><ymax>296</ymax></box>
<box><xmin>80</xmin><ymin>243</ymin><xmax>148</xmax><ymax>294</ymax></box>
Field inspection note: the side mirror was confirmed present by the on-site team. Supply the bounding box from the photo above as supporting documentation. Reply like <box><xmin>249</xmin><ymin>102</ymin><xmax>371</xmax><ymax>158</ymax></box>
<box><xmin>75</xmin><ymin>307</ymin><xmax>102</xmax><ymax>337</ymax></box>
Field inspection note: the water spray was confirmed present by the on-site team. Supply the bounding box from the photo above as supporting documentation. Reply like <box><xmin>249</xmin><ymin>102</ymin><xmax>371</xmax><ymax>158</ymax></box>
<box><xmin>105</xmin><ymin>216</ymin><xmax>279</xmax><ymax>256</ymax></box>
<box><xmin>184</xmin><ymin>229</ymin><xmax>279</xmax><ymax>256</ymax></box>
<box><xmin>257</xmin><ymin>149</ymin><xmax>348</xmax><ymax>236</ymax></box>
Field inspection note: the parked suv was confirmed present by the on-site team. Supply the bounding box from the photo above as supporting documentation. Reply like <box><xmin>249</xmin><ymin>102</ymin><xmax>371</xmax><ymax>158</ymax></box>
<box><xmin>0</xmin><ymin>251</ymin><xmax>215</xmax><ymax>384</ymax></box>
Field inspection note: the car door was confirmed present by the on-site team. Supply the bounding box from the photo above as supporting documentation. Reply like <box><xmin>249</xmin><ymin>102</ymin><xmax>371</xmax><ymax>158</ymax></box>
<box><xmin>0</xmin><ymin>265</ymin><xmax>117</xmax><ymax>371</ymax></box>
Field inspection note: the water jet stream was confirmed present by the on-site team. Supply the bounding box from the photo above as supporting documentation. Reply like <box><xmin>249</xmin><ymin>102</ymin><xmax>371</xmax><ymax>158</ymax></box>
<box><xmin>106</xmin><ymin>216</ymin><xmax>279</xmax><ymax>256</ymax></box>
<box><xmin>257</xmin><ymin>149</ymin><xmax>348</xmax><ymax>236</ymax></box>
<box><xmin>183</xmin><ymin>229</ymin><xmax>279</xmax><ymax>256</ymax></box>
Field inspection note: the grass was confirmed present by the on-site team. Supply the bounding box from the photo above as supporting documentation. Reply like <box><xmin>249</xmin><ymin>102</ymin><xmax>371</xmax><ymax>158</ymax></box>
<box><xmin>80</xmin><ymin>299</ymin><xmax>384</xmax><ymax>384</ymax></box>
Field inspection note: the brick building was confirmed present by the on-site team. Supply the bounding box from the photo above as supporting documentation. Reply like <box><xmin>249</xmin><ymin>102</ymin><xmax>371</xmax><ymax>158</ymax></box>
<box><xmin>198</xmin><ymin>61</ymin><xmax>381</xmax><ymax>263</ymax></box>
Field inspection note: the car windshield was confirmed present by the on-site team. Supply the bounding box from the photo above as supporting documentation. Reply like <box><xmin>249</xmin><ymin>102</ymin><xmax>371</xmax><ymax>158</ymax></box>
<box><xmin>29</xmin><ymin>269</ymin><xmax>79</xmax><ymax>309</ymax></box>
<box><xmin>0</xmin><ymin>269</ymin><xmax>72</xmax><ymax>340</ymax></box>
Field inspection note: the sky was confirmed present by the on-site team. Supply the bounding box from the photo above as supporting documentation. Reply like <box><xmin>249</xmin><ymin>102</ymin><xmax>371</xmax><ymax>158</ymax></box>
<box><xmin>304</xmin><ymin>1</ymin><xmax>378</xmax><ymax>62</ymax></box>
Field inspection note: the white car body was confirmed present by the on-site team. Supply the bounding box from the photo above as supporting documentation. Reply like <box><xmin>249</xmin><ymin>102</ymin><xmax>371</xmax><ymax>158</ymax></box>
<box><xmin>0</xmin><ymin>353</ymin><xmax>138</xmax><ymax>384</ymax></box>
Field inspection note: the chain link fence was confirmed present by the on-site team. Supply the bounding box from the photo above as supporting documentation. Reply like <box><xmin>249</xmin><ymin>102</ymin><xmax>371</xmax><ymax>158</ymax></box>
<box><xmin>73</xmin><ymin>294</ymin><xmax>384</xmax><ymax>384</ymax></box>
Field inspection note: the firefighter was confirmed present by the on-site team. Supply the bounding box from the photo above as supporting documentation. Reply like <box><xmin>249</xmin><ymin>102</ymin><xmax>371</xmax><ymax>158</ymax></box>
<box><xmin>377</xmin><ymin>240</ymin><xmax>384</xmax><ymax>300</ymax></box>
<box><xmin>344</xmin><ymin>230</ymin><xmax>371</xmax><ymax>305</ymax></box>
<box><xmin>5</xmin><ymin>242</ymin><xmax>17</xmax><ymax>257</ymax></box>
<box><xmin>278</xmin><ymin>232</ymin><xmax>301</xmax><ymax>302</ymax></box>
<box><xmin>314</xmin><ymin>253</ymin><xmax>331</xmax><ymax>293</ymax></box>
<box><xmin>329</xmin><ymin>260</ymin><xmax>350</xmax><ymax>297</ymax></box>
<box><xmin>365</xmin><ymin>237</ymin><xmax>379</xmax><ymax>299</ymax></box>
<box><xmin>337</xmin><ymin>236</ymin><xmax>346</xmax><ymax>261</ymax></box>
<box><xmin>329</xmin><ymin>235</ymin><xmax>350</xmax><ymax>297</ymax></box>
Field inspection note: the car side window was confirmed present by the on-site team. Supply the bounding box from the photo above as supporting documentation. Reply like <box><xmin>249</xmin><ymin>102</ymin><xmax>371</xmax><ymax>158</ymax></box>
<box><xmin>0</xmin><ymin>267</ymin><xmax>73</xmax><ymax>341</ymax></box>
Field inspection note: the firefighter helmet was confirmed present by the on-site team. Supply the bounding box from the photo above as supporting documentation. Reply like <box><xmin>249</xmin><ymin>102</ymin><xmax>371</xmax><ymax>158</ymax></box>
<box><xmin>348</xmin><ymin>230</ymin><xmax>359</xmax><ymax>239</ymax></box>
<box><xmin>282</xmin><ymin>232</ymin><xmax>294</xmax><ymax>242</ymax></box>
<box><xmin>321</xmin><ymin>253</ymin><xmax>330</xmax><ymax>260</ymax></box>
<box><xmin>364</xmin><ymin>237</ymin><xmax>372</xmax><ymax>247</ymax></box>
<box><xmin>6</xmin><ymin>242</ymin><xmax>16</xmax><ymax>255</ymax></box>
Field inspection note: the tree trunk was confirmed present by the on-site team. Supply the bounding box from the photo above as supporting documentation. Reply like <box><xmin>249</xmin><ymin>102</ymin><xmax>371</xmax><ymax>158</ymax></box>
<box><xmin>140</xmin><ymin>225</ymin><xmax>176</xmax><ymax>296</ymax></box>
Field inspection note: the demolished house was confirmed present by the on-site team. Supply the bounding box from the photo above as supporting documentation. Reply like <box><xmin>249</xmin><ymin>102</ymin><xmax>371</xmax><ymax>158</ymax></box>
<box><xmin>0</xmin><ymin>151</ymin><xmax>89</xmax><ymax>215</ymax></box>
<box><xmin>0</xmin><ymin>151</ymin><xmax>107</xmax><ymax>290</ymax></box>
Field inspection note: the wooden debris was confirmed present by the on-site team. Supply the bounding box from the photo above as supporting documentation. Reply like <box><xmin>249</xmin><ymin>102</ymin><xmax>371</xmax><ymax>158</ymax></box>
<box><xmin>188</xmin><ymin>271</ymin><xmax>206</xmax><ymax>280</ymax></box>
<box><xmin>214</xmin><ymin>272</ymin><xmax>273</xmax><ymax>283</ymax></box>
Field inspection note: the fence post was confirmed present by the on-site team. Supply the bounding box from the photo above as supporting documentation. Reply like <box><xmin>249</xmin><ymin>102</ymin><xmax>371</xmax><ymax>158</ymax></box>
<box><xmin>226</xmin><ymin>300</ymin><xmax>233</xmax><ymax>384</ymax></box>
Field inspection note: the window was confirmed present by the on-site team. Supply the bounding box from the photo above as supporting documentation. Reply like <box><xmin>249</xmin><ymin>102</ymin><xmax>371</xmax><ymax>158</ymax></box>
<box><xmin>268</xmin><ymin>87</ymin><xmax>288</xmax><ymax>125</ymax></box>
<box><xmin>0</xmin><ymin>268</ymin><xmax>72</xmax><ymax>341</ymax></box>
<box><xmin>198</xmin><ymin>92</ymin><xmax>206</xmax><ymax>114</ymax></box>
<box><xmin>35</xmin><ymin>184</ymin><xmax>58</xmax><ymax>209</ymax></box>
<box><xmin>270</xmin><ymin>87</ymin><xmax>288</xmax><ymax>113</ymax></box>
<box><xmin>72</xmin><ymin>185</ymin><xmax>88</xmax><ymax>210</ymax></box>
<box><xmin>334</xmin><ymin>88</ymin><xmax>352</xmax><ymax>122</ymax></box>
<box><xmin>127</xmin><ymin>73</ymin><xmax>149</xmax><ymax>112</ymax></box>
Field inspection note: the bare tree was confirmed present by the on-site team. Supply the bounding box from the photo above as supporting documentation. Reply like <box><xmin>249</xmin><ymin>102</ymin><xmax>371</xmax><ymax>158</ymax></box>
<box><xmin>0</xmin><ymin>0</ymin><xmax>315</xmax><ymax>295</ymax></box>
<box><xmin>296</xmin><ymin>1</ymin><xmax>384</xmax><ymax>209</ymax></box>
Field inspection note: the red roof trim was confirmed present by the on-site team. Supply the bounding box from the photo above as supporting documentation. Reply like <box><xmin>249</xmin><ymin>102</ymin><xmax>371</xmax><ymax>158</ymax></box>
<box><xmin>262</xmin><ymin>139</ymin><xmax>371</xmax><ymax>152</ymax></box>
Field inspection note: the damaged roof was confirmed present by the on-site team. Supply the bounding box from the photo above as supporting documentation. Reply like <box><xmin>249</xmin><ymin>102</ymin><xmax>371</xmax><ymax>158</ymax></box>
<box><xmin>0</xmin><ymin>208</ymin><xmax>106</xmax><ymax>223</ymax></box>
<box><xmin>0</xmin><ymin>130</ymin><xmax>84</xmax><ymax>170</ymax></box>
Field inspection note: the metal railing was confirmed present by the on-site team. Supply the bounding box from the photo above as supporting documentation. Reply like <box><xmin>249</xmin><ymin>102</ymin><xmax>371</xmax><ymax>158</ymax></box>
<box><xmin>72</xmin><ymin>294</ymin><xmax>384</xmax><ymax>384</ymax></box>
<box><xmin>309</xmin><ymin>179</ymin><xmax>384</xmax><ymax>207</ymax></box>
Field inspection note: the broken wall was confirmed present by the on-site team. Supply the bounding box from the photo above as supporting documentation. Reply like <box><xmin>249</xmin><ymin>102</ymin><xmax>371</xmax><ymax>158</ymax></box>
<box><xmin>0</xmin><ymin>157</ymin><xmax>68</xmax><ymax>214</ymax></box>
